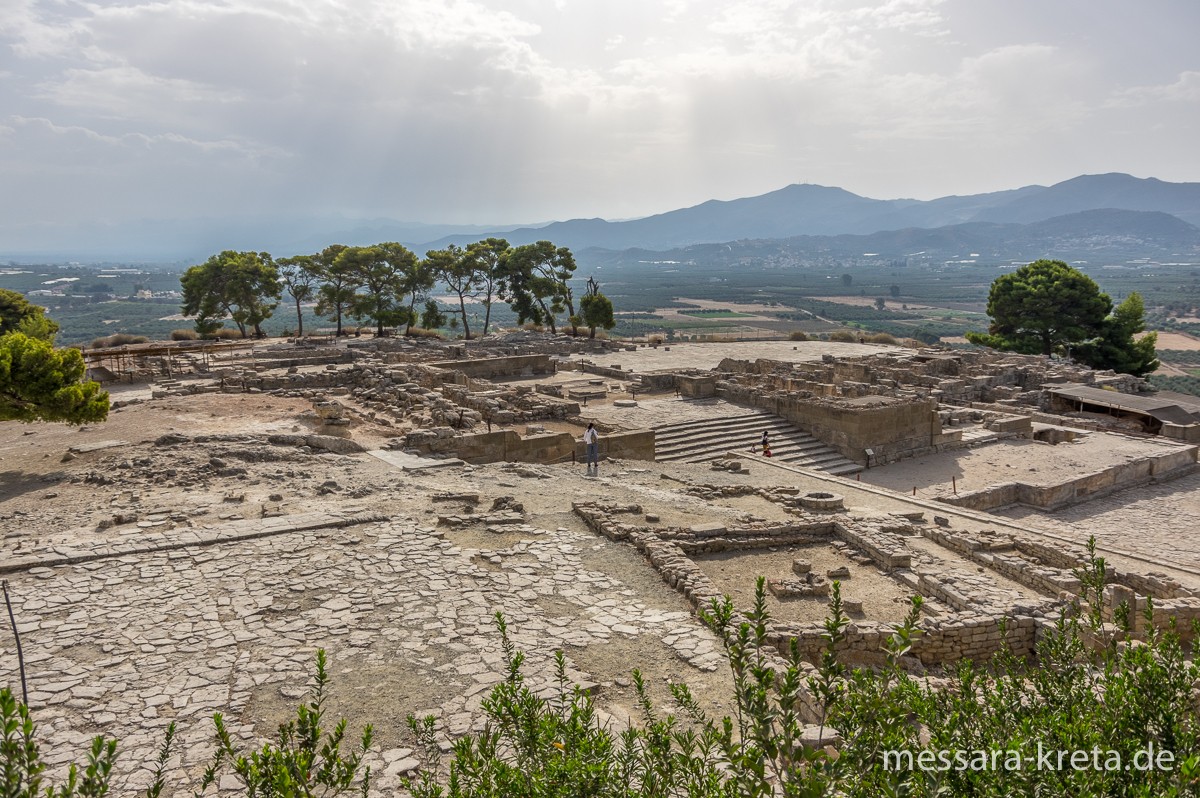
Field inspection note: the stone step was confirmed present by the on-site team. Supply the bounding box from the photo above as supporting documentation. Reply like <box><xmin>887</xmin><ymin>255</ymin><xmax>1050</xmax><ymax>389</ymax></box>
<box><xmin>664</xmin><ymin>439</ymin><xmax>835</xmax><ymax>463</ymax></box>
<box><xmin>654</xmin><ymin>427</ymin><xmax>821</xmax><ymax>457</ymax></box>
<box><xmin>651</xmin><ymin>408</ymin><xmax>862</xmax><ymax>475</ymax></box>
<box><xmin>960</xmin><ymin>427</ymin><xmax>1001</xmax><ymax>445</ymax></box>
<box><xmin>655</xmin><ymin>415</ymin><xmax>799</xmax><ymax>441</ymax></box>
<box><xmin>655</xmin><ymin>412</ymin><xmax>777</xmax><ymax>434</ymax></box>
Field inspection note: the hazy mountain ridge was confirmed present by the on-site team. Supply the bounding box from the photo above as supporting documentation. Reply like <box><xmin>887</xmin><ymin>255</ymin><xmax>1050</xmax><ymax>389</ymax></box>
<box><xmin>415</xmin><ymin>174</ymin><xmax>1200</xmax><ymax>253</ymax></box>
<box><xmin>3</xmin><ymin>173</ymin><xmax>1199</xmax><ymax>263</ymax></box>
<box><xmin>576</xmin><ymin>209</ymin><xmax>1200</xmax><ymax>270</ymax></box>
<box><xmin>971</xmin><ymin>174</ymin><xmax>1200</xmax><ymax>226</ymax></box>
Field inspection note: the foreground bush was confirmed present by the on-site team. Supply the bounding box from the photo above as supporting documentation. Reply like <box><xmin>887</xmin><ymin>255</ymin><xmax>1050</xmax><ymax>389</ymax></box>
<box><xmin>170</xmin><ymin>328</ymin><xmax>199</xmax><ymax>341</ymax></box>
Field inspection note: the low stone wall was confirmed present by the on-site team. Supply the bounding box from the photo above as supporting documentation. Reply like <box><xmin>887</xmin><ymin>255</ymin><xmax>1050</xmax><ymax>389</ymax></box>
<box><xmin>985</xmin><ymin>414</ymin><xmax>1033</xmax><ymax>434</ymax></box>
<box><xmin>678</xmin><ymin>375</ymin><xmax>717</xmax><ymax>398</ymax></box>
<box><xmin>634</xmin><ymin>371</ymin><xmax>682</xmax><ymax>391</ymax></box>
<box><xmin>578</xmin><ymin>429</ymin><xmax>656</xmax><ymax>463</ymax></box>
<box><xmin>837</xmin><ymin>520</ymin><xmax>913</xmax><ymax>569</ymax></box>
<box><xmin>1161</xmin><ymin>423</ymin><xmax>1200</xmax><ymax>442</ymax></box>
<box><xmin>427</xmin><ymin>354</ymin><xmax>552</xmax><ymax>378</ymax></box>
<box><xmin>921</xmin><ymin>527</ymin><xmax>1083</xmax><ymax>597</ymax></box>
<box><xmin>1146</xmin><ymin>598</ymin><xmax>1200</xmax><ymax>642</ymax></box>
<box><xmin>771</xmin><ymin>613</ymin><xmax>1038</xmax><ymax>666</ymax></box>
<box><xmin>580</xmin><ymin>362</ymin><xmax>630</xmax><ymax>380</ymax></box>
<box><xmin>938</xmin><ymin>446</ymin><xmax>1198</xmax><ymax>511</ymax></box>
<box><xmin>409</xmin><ymin>427</ymin><xmax>654</xmax><ymax>465</ymax></box>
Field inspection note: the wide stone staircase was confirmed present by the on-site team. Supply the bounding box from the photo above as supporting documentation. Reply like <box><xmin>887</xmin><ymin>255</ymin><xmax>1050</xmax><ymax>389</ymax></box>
<box><xmin>653</xmin><ymin>411</ymin><xmax>863</xmax><ymax>476</ymax></box>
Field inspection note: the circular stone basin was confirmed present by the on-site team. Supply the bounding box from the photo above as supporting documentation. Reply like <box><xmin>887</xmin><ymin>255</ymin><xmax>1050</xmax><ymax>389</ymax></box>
<box><xmin>799</xmin><ymin>491</ymin><xmax>844</xmax><ymax>511</ymax></box>
<box><xmin>613</xmin><ymin>399</ymin><xmax>638</xmax><ymax>408</ymax></box>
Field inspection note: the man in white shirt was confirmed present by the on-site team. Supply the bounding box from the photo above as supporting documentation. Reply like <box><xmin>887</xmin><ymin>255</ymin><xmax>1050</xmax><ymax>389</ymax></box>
<box><xmin>584</xmin><ymin>423</ymin><xmax>599</xmax><ymax>471</ymax></box>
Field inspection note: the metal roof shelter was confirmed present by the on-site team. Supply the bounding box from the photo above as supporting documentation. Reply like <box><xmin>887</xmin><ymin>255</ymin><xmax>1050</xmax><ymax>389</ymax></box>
<box><xmin>1046</xmin><ymin>383</ymin><xmax>1200</xmax><ymax>428</ymax></box>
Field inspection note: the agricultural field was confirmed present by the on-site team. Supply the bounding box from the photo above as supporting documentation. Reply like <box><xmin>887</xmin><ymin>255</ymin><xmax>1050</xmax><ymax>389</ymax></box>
<box><xmin>9</xmin><ymin>253</ymin><xmax>1200</xmax><ymax>356</ymax></box>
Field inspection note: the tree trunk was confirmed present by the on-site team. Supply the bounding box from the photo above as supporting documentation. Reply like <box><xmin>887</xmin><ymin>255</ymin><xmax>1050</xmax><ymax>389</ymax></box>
<box><xmin>482</xmin><ymin>300</ymin><xmax>492</xmax><ymax>337</ymax></box>
<box><xmin>294</xmin><ymin>298</ymin><xmax>304</xmax><ymax>337</ymax></box>
<box><xmin>588</xmin><ymin>325</ymin><xmax>596</xmax><ymax>339</ymax></box>
<box><xmin>564</xmin><ymin>289</ymin><xmax>577</xmax><ymax>335</ymax></box>
<box><xmin>457</xmin><ymin>296</ymin><xmax>471</xmax><ymax>339</ymax></box>
<box><xmin>535</xmin><ymin>297</ymin><xmax>555</xmax><ymax>334</ymax></box>
<box><xmin>406</xmin><ymin>294</ymin><xmax>417</xmax><ymax>335</ymax></box>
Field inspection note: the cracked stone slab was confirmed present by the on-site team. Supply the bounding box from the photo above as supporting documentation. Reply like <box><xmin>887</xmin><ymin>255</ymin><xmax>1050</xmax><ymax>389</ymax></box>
<box><xmin>367</xmin><ymin>449</ymin><xmax>465</xmax><ymax>471</ymax></box>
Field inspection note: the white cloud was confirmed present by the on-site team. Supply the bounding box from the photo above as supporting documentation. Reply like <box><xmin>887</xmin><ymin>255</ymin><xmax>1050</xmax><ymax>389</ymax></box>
<box><xmin>0</xmin><ymin>0</ymin><xmax>1196</xmax><ymax>237</ymax></box>
<box><xmin>1107</xmin><ymin>70</ymin><xmax>1200</xmax><ymax>107</ymax></box>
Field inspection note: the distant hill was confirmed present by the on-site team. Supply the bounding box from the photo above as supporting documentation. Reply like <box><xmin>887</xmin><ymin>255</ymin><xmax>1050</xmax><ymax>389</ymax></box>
<box><xmin>970</xmin><ymin>174</ymin><xmax>1200</xmax><ymax>227</ymax></box>
<box><xmin>414</xmin><ymin>174</ymin><xmax>1200</xmax><ymax>254</ymax></box>
<box><xmin>577</xmin><ymin>209</ymin><xmax>1200</xmax><ymax>270</ymax></box>
<box><xmin>5</xmin><ymin>173</ymin><xmax>1200</xmax><ymax>263</ymax></box>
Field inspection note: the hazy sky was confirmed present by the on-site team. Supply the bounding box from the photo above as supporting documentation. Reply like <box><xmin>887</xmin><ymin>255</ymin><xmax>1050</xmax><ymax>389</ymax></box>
<box><xmin>2</xmin><ymin>0</ymin><xmax>1198</xmax><ymax>232</ymax></box>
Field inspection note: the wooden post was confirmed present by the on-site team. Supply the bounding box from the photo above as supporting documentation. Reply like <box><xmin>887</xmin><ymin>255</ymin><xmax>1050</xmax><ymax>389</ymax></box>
<box><xmin>3</xmin><ymin>581</ymin><xmax>28</xmax><ymax>705</ymax></box>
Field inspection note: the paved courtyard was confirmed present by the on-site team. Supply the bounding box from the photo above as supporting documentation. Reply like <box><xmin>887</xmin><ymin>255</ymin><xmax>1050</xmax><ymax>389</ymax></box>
<box><xmin>0</xmin><ymin>506</ymin><xmax>727</xmax><ymax>793</ymax></box>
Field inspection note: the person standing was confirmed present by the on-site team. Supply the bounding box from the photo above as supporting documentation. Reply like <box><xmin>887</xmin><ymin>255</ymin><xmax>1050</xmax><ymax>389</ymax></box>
<box><xmin>584</xmin><ymin>422</ymin><xmax>600</xmax><ymax>471</ymax></box>
<box><xmin>761</xmin><ymin>430</ymin><xmax>770</xmax><ymax>454</ymax></box>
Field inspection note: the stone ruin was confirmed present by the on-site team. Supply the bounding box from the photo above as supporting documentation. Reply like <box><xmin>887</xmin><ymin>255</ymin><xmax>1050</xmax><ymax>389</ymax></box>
<box><xmin>572</xmin><ymin>470</ymin><xmax>1200</xmax><ymax>722</ymax></box>
<box><xmin>92</xmin><ymin>333</ymin><xmax>1200</xmax><ymax>501</ymax></box>
<box><xmin>7</xmin><ymin>330</ymin><xmax>1200</xmax><ymax>784</ymax></box>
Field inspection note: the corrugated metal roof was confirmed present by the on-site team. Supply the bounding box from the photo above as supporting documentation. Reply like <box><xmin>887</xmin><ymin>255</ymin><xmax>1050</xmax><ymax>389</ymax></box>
<box><xmin>1047</xmin><ymin>383</ymin><xmax>1200</xmax><ymax>425</ymax></box>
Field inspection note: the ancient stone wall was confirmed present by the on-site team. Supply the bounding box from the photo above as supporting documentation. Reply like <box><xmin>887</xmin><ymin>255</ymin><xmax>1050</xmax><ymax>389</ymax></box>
<box><xmin>677</xmin><ymin>375</ymin><xmax>718</xmax><ymax>398</ymax></box>
<box><xmin>427</xmin><ymin>354</ymin><xmax>553</xmax><ymax>378</ymax></box>
<box><xmin>939</xmin><ymin>446</ymin><xmax>1198</xmax><ymax>511</ymax></box>
<box><xmin>715</xmin><ymin>383</ymin><xmax>944</xmax><ymax>465</ymax></box>
<box><xmin>405</xmin><ymin>428</ymin><xmax>655</xmax><ymax>465</ymax></box>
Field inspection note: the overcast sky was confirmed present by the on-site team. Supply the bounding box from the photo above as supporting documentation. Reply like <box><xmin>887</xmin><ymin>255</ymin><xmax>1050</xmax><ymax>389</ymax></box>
<box><xmin>2</xmin><ymin>0</ymin><xmax>1198</xmax><ymax>234</ymax></box>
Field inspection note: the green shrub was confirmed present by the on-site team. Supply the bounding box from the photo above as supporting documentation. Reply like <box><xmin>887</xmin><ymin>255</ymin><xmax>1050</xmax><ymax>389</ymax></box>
<box><xmin>789</xmin><ymin>330</ymin><xmax>809</xmax><ymax>341</ymax></box>
<box><xmin>827</xmin><ymin>330</ymin><xmax>857</xmax><ymax>343</ymax></box>
<box><xmin>406</xmin><ymin>614</ymin><xmax>731</xmax><ymax>798</ymax></box>
<box><xmin>196</xmin><ymin>650</ymin><xmax>372</xmax><ymax>797</ymax></box>
<box><xmin>170</xmin><ymin>328</ymin><xmax>198</xmax><ymax>341</ymax></box>
<box><xmin>862</xmin><ymin>332</ymin><xmax>897</xmax><ymax>345</ymax></box>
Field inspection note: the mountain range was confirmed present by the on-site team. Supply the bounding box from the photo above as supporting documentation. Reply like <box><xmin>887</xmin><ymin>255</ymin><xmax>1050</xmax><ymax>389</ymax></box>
<box><xmin>410</xmin><ymin>173</ymin><xmax>1200</xmax><ymax>254</ymax></box>
<box><xmin>3</xmin><ymin>173</ymin><xmax>1199</xmax><ymax>263</ymax></box>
